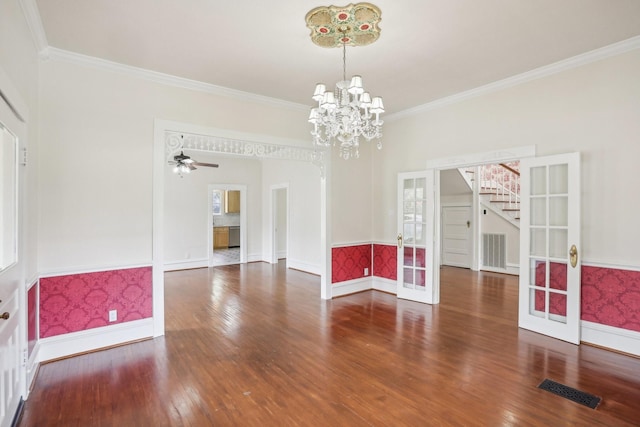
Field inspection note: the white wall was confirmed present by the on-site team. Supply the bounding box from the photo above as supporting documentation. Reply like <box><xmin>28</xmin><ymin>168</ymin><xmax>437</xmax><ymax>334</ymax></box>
<box><xmin>374</xmin><ymin>48</ymin><xmax>640</xmax><ymax>268</ymax></box>
<box><xmin>37</xmin><ymin>57</ymin><xmax>310</xmax><ymax>273</ymax></box>
<box><xmin>262</xmin><ymin>159</ymin><xmax>322</xmax><ymax>274</ymax></box>
<box><xmin>276</xmin><ymin>188</ymin><xmax>287</xmax><ymax>258</ymax></box>
<box><xmin>331</xmin><ymin>142</ymin><xmax>374</xmax><ymax>244</ymax></box>
<box><xmin>164</xmin><ymin>155</ymin><xmax>262</xmax><ymax>265</ymax></box>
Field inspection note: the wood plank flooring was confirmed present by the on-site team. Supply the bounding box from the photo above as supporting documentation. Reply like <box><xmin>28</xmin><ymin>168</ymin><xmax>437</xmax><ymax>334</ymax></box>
<box><xmin>19</xmin><ymin>263</ymin><xmax>640</xmax><ymax>426</ymax></box>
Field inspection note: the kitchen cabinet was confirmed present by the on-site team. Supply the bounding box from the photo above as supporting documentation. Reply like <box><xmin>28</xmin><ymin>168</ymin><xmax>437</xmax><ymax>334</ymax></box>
<box><xmin>213</xmin><ymin>227</ymin><xmax>229</xmax><ymax>249</ymax></box>
<box><xmin>225</xmin><ymin>190</ymin><xmax>240</xmax><ymax>213</ymax></box>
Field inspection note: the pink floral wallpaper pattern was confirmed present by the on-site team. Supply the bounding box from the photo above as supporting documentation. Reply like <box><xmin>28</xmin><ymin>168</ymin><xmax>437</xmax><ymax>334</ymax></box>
<box><xmin>582</xmin><ymin>266</ymin><xmax>640</xmax><ymax>332</ymax></box>
<box><xmin>39</xmin><ymin>267</ymin><xmax>153</xmax><ymax>338</ymax></box>
<box><xmin>28</xmin><ymin>283</ymin><xmax>37</xmax><ymax>356</ymax></box>
<box><xmin>332</xmin><ymin>245</ymin><xmax>372</xmax><ymax>283</ymax></box>
<box><xmin>373</xmin><ymin>244</ymin><xmax>397</xmax><ymax>280</ymax></box>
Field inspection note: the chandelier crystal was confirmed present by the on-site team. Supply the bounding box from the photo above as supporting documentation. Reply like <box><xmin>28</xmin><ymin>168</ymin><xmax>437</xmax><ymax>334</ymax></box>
<box><xmin>305</xmin><ymin>3</ymin><xmax>384</xmax><ymax>160</ymax></box>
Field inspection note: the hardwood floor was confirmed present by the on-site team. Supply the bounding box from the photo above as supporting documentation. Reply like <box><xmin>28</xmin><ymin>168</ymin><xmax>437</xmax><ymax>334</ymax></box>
<box><xmin>19</xmin><ymin>263</ymin><xmax>640</xmax><ymax>426</ymax></box>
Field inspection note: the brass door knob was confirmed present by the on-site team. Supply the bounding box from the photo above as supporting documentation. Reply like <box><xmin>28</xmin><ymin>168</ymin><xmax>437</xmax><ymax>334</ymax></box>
<box><xmin>0</xmin><ymin>312</ymin><xmax>9</xmax><ymax>320</ymax></box>
<box><xmin>397</xmin><ymin>233</ymin><xmax>403</xmax><ymax>249</ymax></box>
<box><xmin>569</xmin><ymin>245</ymin><xmax>578</xmax><ymax>268</ymax></box>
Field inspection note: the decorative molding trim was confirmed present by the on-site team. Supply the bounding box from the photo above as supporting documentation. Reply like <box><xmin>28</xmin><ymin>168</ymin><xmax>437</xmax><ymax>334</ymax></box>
<box><xmin>19</xmin><ymin>0</ymin><xmax>49</xmax><ymax>56</ymax></box>
<box><xmin>582</xmin><ymin>261</ymin><xmax>640</xmax><ymax>273</ymax></box>
<box><xmin>331</xmin><ymin>241</ymin><xmax>373</xmax><ymax>248</ymax></box>
<box><xmin>372</xmin><ymin>277</ymin><xmax>396</xmax><ymax>294</ymax></box>
<box><xmin>581</xmin><ymin>320</ymin><xmax>640</xmax><ymax>357</ymax></box>
<box><xmin>332</xmin><ymin>277</ymin><xmax>372</xmax><ymax>298</ymax></box>
<box><xmin>45</xmin><ymin>47</ymin><xmax>309</xmax><ymax>112</ymax></box>
<box><xmin>427</xmin><ymin>146</ymin><xmax>536</xmax><ymax>169</ymax></box>
<box><xmin>387</xmin><ymin>35</ymin><xmax>640</xmax><ymax>121</ymax></box>
<box><xmin>37</xmin><ymin>318</ymin><xmax>153</xmax><ymax>362</ymax></box>
<box><xmin>26</xmin><ymin>274</ymin><xmax>38</xmax><ymax>290</ymax></box>
<box><xmin>0</xmin><ymin>65</ymin><xmax>29</xmax><ymax>123</ymax></box>
<box><xmin>165</xmin><ymin>130</ymin><xmax>324</xmax><ymax>168</ymax></box>
<box><xmin>39</xmin><ymin>262</ymin><xmax>153</xmax><ymax>278</ymax></box>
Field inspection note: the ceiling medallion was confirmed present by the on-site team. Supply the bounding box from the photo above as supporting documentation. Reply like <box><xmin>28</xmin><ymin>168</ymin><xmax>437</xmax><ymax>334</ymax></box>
<box><xmin>305</xmin><ymin>3</ymin><xmax>384</xmax><ymax>160</ymax></box>
<box><xmin>305</xmin><ymin>3</ymin><xmax>381</xmax><ymax>48</ymax></box>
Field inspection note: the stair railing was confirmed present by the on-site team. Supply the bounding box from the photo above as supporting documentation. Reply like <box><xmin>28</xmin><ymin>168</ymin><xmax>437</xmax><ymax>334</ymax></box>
<box><xmin>480</xmin><ymin>163</ymin><xmax>520</xmax><ymax>208</ymax></box>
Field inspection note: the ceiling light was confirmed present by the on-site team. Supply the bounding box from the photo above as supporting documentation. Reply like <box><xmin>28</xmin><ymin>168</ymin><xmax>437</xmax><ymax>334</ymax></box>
<box><xmin>305</xmin><ymin>3</ymin><xmax>384</xmax><ymax>160</ymax></box>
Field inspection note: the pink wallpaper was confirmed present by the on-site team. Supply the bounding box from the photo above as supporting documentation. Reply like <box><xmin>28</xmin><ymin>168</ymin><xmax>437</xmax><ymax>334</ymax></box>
<box><xmin>373</xmin><ymin>244</ymin><xmax>396</xmax><ymax>280</ymax></box>
<box><xmin>39</xmin><ymin>267</ymin><xmax>153</xmax><ymax>338</ymax></box>
<box><xmin>582</xmin><ymin>266</ymin><xmax>640</xmax><ymax>332</ymax></box>
<box><xmin>332</xmin><ymin>245</ymin><xmax>372</xmax><ymax>283</ymax></box>
<box><xmin>28</xmin><ymin>283</ymin><xmax>38</xmax><ymax>357</ymax></box>
<box><xmin>534</xmin><ymin>261</ymin><xmax>567</xmax><ymax>316</ymax></box>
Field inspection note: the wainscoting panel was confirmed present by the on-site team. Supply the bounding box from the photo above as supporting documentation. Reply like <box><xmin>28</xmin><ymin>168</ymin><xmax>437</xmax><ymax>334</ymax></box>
<box><xmin>39</xmin><ymin>267</ymin><xmax>153</xmax><ymax>338</ymax></box>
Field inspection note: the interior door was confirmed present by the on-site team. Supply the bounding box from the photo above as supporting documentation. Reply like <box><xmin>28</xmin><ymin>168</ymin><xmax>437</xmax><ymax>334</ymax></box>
<box><xmin>518</xmin><ymin>153</ymin><xmax>581</xmax><ymax>344</ymax></box>
<box><xmin>397</xmin><ymin>171</ymin><xmax>438</xmax><ymax>304</ymax></box>
<box><xmin>441</xmin><ymin>206</ymin><xmax>472</xmax><ymax>268</ymax></box>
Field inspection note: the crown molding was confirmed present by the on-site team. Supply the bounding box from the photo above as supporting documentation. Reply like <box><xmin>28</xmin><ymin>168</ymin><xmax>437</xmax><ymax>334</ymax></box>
<box><xmin>387</xmin><ymin>35</ymin><xmax>640</xmax><ymax>122</ymax></box>
<box><xmin>45</xmin><ymin>47</ymin><xmax>309</xmax><ymax>112</ymax></box>
<box><xmin>19</xmin><ymin>0</ymin><xmax>49</xmax><ymax>56</ymax></box>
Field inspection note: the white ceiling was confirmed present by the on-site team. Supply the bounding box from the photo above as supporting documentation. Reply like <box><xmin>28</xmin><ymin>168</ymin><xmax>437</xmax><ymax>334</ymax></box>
<box><xmin>34</xmin><ymin>0</ymin><xmax>640</xmax><ymax>114</ymax></box>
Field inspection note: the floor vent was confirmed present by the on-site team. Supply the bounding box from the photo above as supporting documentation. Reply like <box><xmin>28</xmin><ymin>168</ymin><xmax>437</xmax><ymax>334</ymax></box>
<box><xmin>482</xmin><ymin>233</ymin><xmax>506</xmax><ymax>269</ymax></box>
<box><xmin>538</xmin><ymin>379</ymin><xmax>601</xmax><ymax>409</ymax></box>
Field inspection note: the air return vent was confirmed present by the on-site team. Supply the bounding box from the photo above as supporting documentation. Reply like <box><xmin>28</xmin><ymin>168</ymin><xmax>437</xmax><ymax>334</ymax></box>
<box><xmin>482</xmin><ymin>233</ymin><xmax>506</xmax><ymax>269</ymax></box>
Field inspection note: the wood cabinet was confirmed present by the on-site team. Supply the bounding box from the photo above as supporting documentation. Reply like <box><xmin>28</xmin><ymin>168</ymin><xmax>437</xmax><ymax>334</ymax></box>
<box><xmin>225</xmin><ymin>190</ymin><xmax>240</xmax><ymax>213</ymax></box>
<box><xmin>213</xmin><ymin>227</ymin><xmax>229</xmax><ymax>249</ymax></box>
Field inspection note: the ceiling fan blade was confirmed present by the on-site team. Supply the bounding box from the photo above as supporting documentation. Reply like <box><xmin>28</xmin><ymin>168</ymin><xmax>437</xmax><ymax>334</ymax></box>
<box><xmin>187</xmin><ymin>163</ymin><xmax>197</xmax><ymax>171</ymax></box>
<box><xmin>193</xmin><ymin>162</ymin><xmax>219</xmax><ymax>168</ymax></box>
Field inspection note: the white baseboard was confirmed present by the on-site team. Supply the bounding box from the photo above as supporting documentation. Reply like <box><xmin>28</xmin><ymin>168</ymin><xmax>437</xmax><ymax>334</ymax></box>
<box><xmin>332</xmin><ymin>277</ymin><xmax>372</xmax><ymax>297</ymax></box>
<box><xmin>277</xmin><ymin>250</ymin><xmax>287</xmax><ymax>259</ymax></box>
<box><xmin>37</xmin><ymin>318</ymin><xmax>154</xmax><ymax>362</ymax></box>
<box><xmin>288</xmin><ymin>258</ymin><xmax>322</xmax><ymax>276</ymax></box>
<box><xmin>248</xmin><ymin>252</ymin><xmax>263</xmax><ymax>263</ymax></box>
<box><xmin>373</xmin><ymin>277</ymin><xmax>397</xmax><ymax>294</ymax></box>
<box><xmin>164</xmin><ymin>258</ymin><xmax>208</xmax><ymax>271</ymax></box>
<box><xmin>581</xmin><ymin>320</ymin><xmax>640</xmax><ymax>357</ymax></box>
<box><xmin>480</xmin><ymin>264</ymin><xmax>519</xmax><ymax>276</ymax></box>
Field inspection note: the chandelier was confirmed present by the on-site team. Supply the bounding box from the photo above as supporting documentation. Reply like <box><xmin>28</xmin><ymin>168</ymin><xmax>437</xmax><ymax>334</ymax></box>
<box><xmin>305</xmin><ymin>3</ymin><xmax>384</xmax><ymax>160</ymax></box>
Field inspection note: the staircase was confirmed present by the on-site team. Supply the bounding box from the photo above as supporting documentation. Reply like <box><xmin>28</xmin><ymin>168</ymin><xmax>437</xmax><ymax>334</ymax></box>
<box><xmin>460</xmin><ymin>162</ymin><xmax>520</xmax><ymax>228</ymax></box>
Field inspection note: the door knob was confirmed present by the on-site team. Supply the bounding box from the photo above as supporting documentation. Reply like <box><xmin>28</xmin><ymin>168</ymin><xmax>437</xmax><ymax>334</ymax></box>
<box><xmin>0</xmin><ymin>312</ymin><xmax>9</xmax><ymax>320</ymax></box>
<box><xmin>397</xmin><ymin>233</ymin><xmax>403</xmax><ymax>249</ymax></box>
<box><xmin>569</xmin><ymin>245</ymin><xmax>578</xmax><ymax>268</ymax></box>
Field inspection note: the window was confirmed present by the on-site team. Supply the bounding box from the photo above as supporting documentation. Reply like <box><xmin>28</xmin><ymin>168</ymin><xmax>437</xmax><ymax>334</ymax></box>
<box><xmin>212</xmin><ymin>190</ymin><xmax>223</xmax><ymax>215</ymax></box>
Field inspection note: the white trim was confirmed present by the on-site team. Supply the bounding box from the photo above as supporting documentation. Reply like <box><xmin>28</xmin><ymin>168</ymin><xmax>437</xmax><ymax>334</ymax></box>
<box><xmin>287</xmin><ymin>258</ymin><xmax>322</xmax><ymax>276</ymax></box>
<box><xmin>46</xmin><ymin>48</ymin><xmax>308</xmax><ymax>112</ymax></box>
<box><xmin>582</xmin><ymin>261</ymin><xmax>640</xmax><ymax>273</ymax></box>
<box><xmin>331</xmin><ymin>241</ymin><xmax>372</xmax><ymax>248</ymax></box>
<box><xmin>372</xmin><ymin>241</ymin><xmax>396</xmax><ymax>246</ymax></box>
<box><xmin>164</xmin><ymin>258</ymin><xmax>208</xmax><ymax>272</ymax></box>
<box><xmin>372</xmin><ymin>277</ymin><xmax>396</xmax><ymax>294</ymax></box>
<box><xmin>332</xmin><ymin>277</ymin><xmax>372</xmax><ymax>297</ymax></box>
<box><xmin>581</xmin><ymin>321</ymin><xmax>640</xmax><ymax>357</ymax></box>
<box><xmin>26</xmin><ymin>341</ymin><xmax>40</xmax><ymax>394</ymax></box>
<box><xmin>37</xmin><ymin>318</ymin><xmax>154</xmax><ymax>362</ymax></box>
<box><xmin>247</xmin><ymin>253</ymin><xmax>263</xmax><ymax>263</ymax></box>
<box><xmin>427</xmin><ymin>146</ymin><xmax>536</xmax><ymax>170</ymax></box>
<box><xmin>39</xmin><ymin>262</ymin><xmax>152</xmax><ymax>278</ymax></box>
<box><xmin>387</xmin><ymin>36</ymin><xmax>640</xmax><ymax>121</ymax></box>
<box><xmin>269</xmin><ymin>183</ymin><xmax>289</xmax><ymax>266</ymax></box>
<box><xmin>480</xmin><ymin>265</ymin><xmax>519</xmax><ymax>276</ymax></box>
<box><xmin>19</xmin><ymin>0</ymin><xmax>49</xmax><ymax>56</ymax></box>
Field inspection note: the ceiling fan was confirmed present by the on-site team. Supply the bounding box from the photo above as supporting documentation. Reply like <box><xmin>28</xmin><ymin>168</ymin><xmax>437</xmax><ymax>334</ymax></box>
<box><xmin>170</xmin><ymin>151</ymin><xmax>219</xmax><ymax>175</ymax></box>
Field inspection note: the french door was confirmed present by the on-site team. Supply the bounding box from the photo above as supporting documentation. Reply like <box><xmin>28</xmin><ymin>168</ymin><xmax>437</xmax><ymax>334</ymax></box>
<box><xmin>519</xmin><ymin>153</ymin><xmax>581</xmax><ymax>344</ymax></box>
<box><xmin>397</xmin><ymin>171</ymin><xmax>438</xmax><ymax>304</ymax></box>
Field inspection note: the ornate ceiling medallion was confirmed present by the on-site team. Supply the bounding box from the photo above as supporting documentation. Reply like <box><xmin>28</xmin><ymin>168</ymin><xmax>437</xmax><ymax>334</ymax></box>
<box><xmin>305</xmin><ymin>3</ymin><xmax>382</xmax><ymax>48</ymax></box>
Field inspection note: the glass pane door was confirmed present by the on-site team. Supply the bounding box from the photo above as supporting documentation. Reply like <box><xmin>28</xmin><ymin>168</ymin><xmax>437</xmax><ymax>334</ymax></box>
<box><xmin>519</xmin><ymin>153</ymin><xmax>580</xmax><ymax>344</ymax></box>
<box><xmin>397</xmin><ymin>171</ymin><xmax>436</xmax><ymax>304</ymax></box>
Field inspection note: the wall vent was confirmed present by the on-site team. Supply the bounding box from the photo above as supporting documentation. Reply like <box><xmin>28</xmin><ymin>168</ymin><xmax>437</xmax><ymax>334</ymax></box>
<box><xmin>482</xmin><ymin>233</ymin><xmax>506</xmax><ymax>269</ymax></box>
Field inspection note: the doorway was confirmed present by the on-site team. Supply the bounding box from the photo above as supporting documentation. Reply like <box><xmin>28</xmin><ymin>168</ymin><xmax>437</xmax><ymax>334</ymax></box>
<box><xmin>270</xmin><ymin>184</ymin><xmax>288</xmax><ymax>266</ymax></box>
<box><xmin>208</xmin><ymin>184</ymin><xmax>247</xmax><ymax>267</ymax></box>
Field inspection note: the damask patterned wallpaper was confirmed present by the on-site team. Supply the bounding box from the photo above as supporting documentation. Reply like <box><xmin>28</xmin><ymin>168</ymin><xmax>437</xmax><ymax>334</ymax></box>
<box><xmin>28</xmin><ymin>283</ymin><xmax>37</xmax><ymax>356</ymax></box>
<box><xmin>39</xmin><ymin>267</ymin><xmax>153</xmax><ymax>338</ymax></box>
<box><xmin>373</xmin><ymin>244</ymin><xmax>396</xmax><ymax>280</ymax></box>
<box><xmin>332</xmin><ymin>245</ymin><xmax>372</xmax><ymax>283</ymax></box>
<box><xmin>582</xmin><ymin>266</ymin><xmax>640</xmax><ymax>332</ymax></box>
